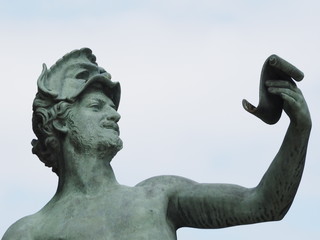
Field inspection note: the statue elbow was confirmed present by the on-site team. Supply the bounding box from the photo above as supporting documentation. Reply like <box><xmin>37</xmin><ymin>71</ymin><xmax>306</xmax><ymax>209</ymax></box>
<box><xmin>268</xmin><ymin>202</ymin><xmax>292</xmax><ymax>222</ymax></box>
<box><xmin>277</xmin><ymin>203</ymin><xmax>292</xmax><ymax>220</ymax></box>
<box><xmin>255</xmin><ymin>197</ymin><xmax>293</xmax><ymax>223</ymax></box>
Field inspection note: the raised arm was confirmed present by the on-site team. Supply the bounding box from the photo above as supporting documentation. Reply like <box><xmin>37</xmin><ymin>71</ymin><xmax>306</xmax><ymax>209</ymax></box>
<box><xmin>166</xmin><ymin>80</ymin><xmax>311</xmax><ymax>229</ymax></box>
<box><xmin>256</xmin><ymin>80</ymin><xmax>311</xmax><ymax>217</ymax></box>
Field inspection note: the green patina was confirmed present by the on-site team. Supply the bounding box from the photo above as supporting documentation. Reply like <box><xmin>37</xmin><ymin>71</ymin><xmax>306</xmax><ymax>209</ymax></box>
<box><xmin>2</xmin><ymin>48</ymin><xmax>311</xmax><ymax>240</ymax></box>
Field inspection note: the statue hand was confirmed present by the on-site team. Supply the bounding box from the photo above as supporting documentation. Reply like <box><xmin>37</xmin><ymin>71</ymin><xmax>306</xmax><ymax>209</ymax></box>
<box><xmin>266</xmin><ymin>80</ymin><xmax>311</xmax><ymax>130</ymax></box>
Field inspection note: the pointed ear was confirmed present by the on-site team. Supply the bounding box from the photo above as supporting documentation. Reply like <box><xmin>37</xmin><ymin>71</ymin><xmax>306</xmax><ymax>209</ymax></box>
<box><xmin>53</xmin><ymin>119</ymin><xmax>68</xmax><ymax>134</ymax></box>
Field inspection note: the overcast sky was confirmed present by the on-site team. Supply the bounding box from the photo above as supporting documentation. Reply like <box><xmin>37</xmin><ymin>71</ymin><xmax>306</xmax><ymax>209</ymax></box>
<box><xmin>1</xmin><ymin>1</ymin><xmax>319</xmax><ymax>239</ymax></box>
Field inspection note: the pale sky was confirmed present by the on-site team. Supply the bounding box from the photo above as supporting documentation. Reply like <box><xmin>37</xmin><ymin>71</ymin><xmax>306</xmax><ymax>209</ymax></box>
<box><xmin>1</xmin><ymin>1</ymin><xmax>319</xmax><ymax>239</ymax></box>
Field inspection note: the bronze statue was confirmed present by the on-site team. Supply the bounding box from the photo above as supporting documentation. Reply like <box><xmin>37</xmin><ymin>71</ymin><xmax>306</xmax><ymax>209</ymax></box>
<box><xmin>2</xmin><ymin>48</ymin><xmax>311</xmax><ymax>240</ymax></box>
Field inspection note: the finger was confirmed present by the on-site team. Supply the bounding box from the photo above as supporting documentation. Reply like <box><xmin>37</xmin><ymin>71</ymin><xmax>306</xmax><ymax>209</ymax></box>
<box><xmin>280</xmin><ymin>92</ymin><xmax>296</xmax><ymax>105</ymax></box>
<box><xmin>266</xmin><ymin>80</ymin><xmax>302</xmax><ymax>95</ymax></box>
<box><xmin>270</xmin><ymin>89</ymin><xmax>299</xmax><ymax>111</ymax></box>
<box><xmin>268</xmin><ymin>87</ymin><xmax>301</xmax><ymax>101</ymax></box>
<box><xmin>265</xmin><ymin>80</ymin><xmax>297</xmax><ymax>89</ymax></box>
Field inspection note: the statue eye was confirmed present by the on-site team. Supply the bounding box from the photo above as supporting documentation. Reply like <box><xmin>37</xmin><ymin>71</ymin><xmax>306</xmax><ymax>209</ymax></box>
<box><xmin>75</xmin><ymin>70</ymin><xmax>90</xmax><ymax>80</ymax></box>
<box><xmin>89</xmin><ymin>103</ymin><xmax>101</xmax><ymax>111</ymax></box>
<box><xmin>87</xmin><ymin>99</ymin><xmax>104</xmax><ymax>111</ymax></box>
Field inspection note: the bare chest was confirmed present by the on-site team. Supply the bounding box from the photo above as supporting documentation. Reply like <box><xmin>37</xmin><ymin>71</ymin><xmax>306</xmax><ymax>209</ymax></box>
<box><xmin>33</xmin><ymin>189</ymin><xmax>176</xmax><ymax>240</ymax></box>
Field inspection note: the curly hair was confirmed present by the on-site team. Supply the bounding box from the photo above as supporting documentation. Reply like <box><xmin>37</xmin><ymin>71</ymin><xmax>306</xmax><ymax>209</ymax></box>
<box><xmin>32</xmin><ymin>93</ymin><xmax>74</xmax><ymax>175</ymax></box>
<box><xmin>31</xmin><ymin>48</ymin><xmax>96</xmax><ymax>176</ymax></box>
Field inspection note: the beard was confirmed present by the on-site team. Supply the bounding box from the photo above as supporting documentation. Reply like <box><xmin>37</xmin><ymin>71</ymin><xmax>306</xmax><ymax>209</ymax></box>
<box><xmin>67</xmin><ymin>118</ymin><xmax>123</xmax><ymax>160</ymax></box>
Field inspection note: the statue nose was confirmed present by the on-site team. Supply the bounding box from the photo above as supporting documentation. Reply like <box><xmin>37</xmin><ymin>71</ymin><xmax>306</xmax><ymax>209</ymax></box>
<box><xmin>106</xmin><ymin>107</ymin><xmax>121</xmax><ymax>122</ymax></box>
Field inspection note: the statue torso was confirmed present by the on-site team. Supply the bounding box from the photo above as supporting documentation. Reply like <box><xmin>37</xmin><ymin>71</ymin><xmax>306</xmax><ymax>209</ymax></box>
<box><xmin>29</xmin><ymin>185</ymin><xmax>177</xmax><ymax>240</ymax></box>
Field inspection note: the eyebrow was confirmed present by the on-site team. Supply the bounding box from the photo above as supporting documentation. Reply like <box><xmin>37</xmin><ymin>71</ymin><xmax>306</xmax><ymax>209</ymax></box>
<box><xmin>87</xmin><ymin>97</ymin><xmax>105</xmax><ymax>104</ymax></box>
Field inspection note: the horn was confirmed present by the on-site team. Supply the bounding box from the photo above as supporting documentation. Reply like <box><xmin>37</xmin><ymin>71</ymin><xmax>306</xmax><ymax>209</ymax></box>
<box><xmin>37</xmin><ymin>63</ymin><xmax>58</xmax><ymax>97</ymax></box>
<box><xmin>242</xmin><ymin>55</ymin><xmax>304</xmax><ymax>124</ymax></box>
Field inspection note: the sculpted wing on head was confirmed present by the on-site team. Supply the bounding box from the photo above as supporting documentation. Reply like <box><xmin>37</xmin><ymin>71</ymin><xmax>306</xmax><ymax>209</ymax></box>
<box><xmin>31</xmin><ymin>48</ymin><xmax>121</xmax><ymax>175</ymax></box>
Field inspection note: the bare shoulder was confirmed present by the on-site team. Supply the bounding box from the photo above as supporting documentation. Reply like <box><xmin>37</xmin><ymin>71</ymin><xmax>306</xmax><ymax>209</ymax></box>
<box><xmin>136</xmin><ymin>175</ymin><xmax>197</xmax><ymax>194</ymax></box>
<box><xmin>2</xmin><ymin>215</ymin><xmax>36</xmax><ymax>240</ymax></box>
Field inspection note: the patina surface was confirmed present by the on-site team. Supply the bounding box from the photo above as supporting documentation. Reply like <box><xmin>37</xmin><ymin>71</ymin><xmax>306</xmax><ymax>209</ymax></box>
<box><xmin>2</xmin><ymin>48</ymin><xmax>311</xmax><ymax>240</ymax></box>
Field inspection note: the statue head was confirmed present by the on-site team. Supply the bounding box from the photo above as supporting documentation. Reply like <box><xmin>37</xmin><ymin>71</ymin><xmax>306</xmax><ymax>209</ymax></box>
<box><xmin>32</xmin><ymin>48</ymin><xmax>121</xmax><ymax>175</ymax></box>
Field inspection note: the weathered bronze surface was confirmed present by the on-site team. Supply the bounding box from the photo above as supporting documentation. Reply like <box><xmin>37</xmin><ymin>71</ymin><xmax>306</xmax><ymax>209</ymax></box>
<box><xmin>2</xmin><ymin>48</ymin><xmax>311</xmax><ymax>240</ymax></box>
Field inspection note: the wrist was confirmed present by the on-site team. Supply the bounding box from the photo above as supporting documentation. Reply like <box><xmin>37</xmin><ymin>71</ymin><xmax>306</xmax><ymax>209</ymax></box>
<box><xmin>290</xmin><ymin>119</ymin><xmax>312</xmax><ymax>134</ymax></box>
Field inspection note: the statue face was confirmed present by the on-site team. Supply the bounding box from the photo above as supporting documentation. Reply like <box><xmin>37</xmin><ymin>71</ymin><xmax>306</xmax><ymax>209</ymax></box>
<box><xmin>66</xmin><ymin>87</ymin><xmax>123</xmax><ymax>156</ymax></box>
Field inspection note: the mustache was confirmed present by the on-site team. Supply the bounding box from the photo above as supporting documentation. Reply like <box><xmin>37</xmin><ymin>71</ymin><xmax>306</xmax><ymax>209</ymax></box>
<box><xmin>99</xmin><ymin>121</ymin><xmax>120</xmax><ymax>134</ymax></box>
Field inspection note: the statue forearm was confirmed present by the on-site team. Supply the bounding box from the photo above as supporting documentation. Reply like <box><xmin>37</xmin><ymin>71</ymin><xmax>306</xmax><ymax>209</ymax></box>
<box><xmin>256</xmin><ymin>122</ymin><xmax>311</xmax><ymax>220</ymax></box>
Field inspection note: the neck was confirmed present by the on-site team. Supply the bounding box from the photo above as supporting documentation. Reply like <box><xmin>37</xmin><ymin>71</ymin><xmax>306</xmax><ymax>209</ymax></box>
<box><xmin>55</xmin><ymin>140</ymin><xmax>120</xmax><ymax>197</ymax></box>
